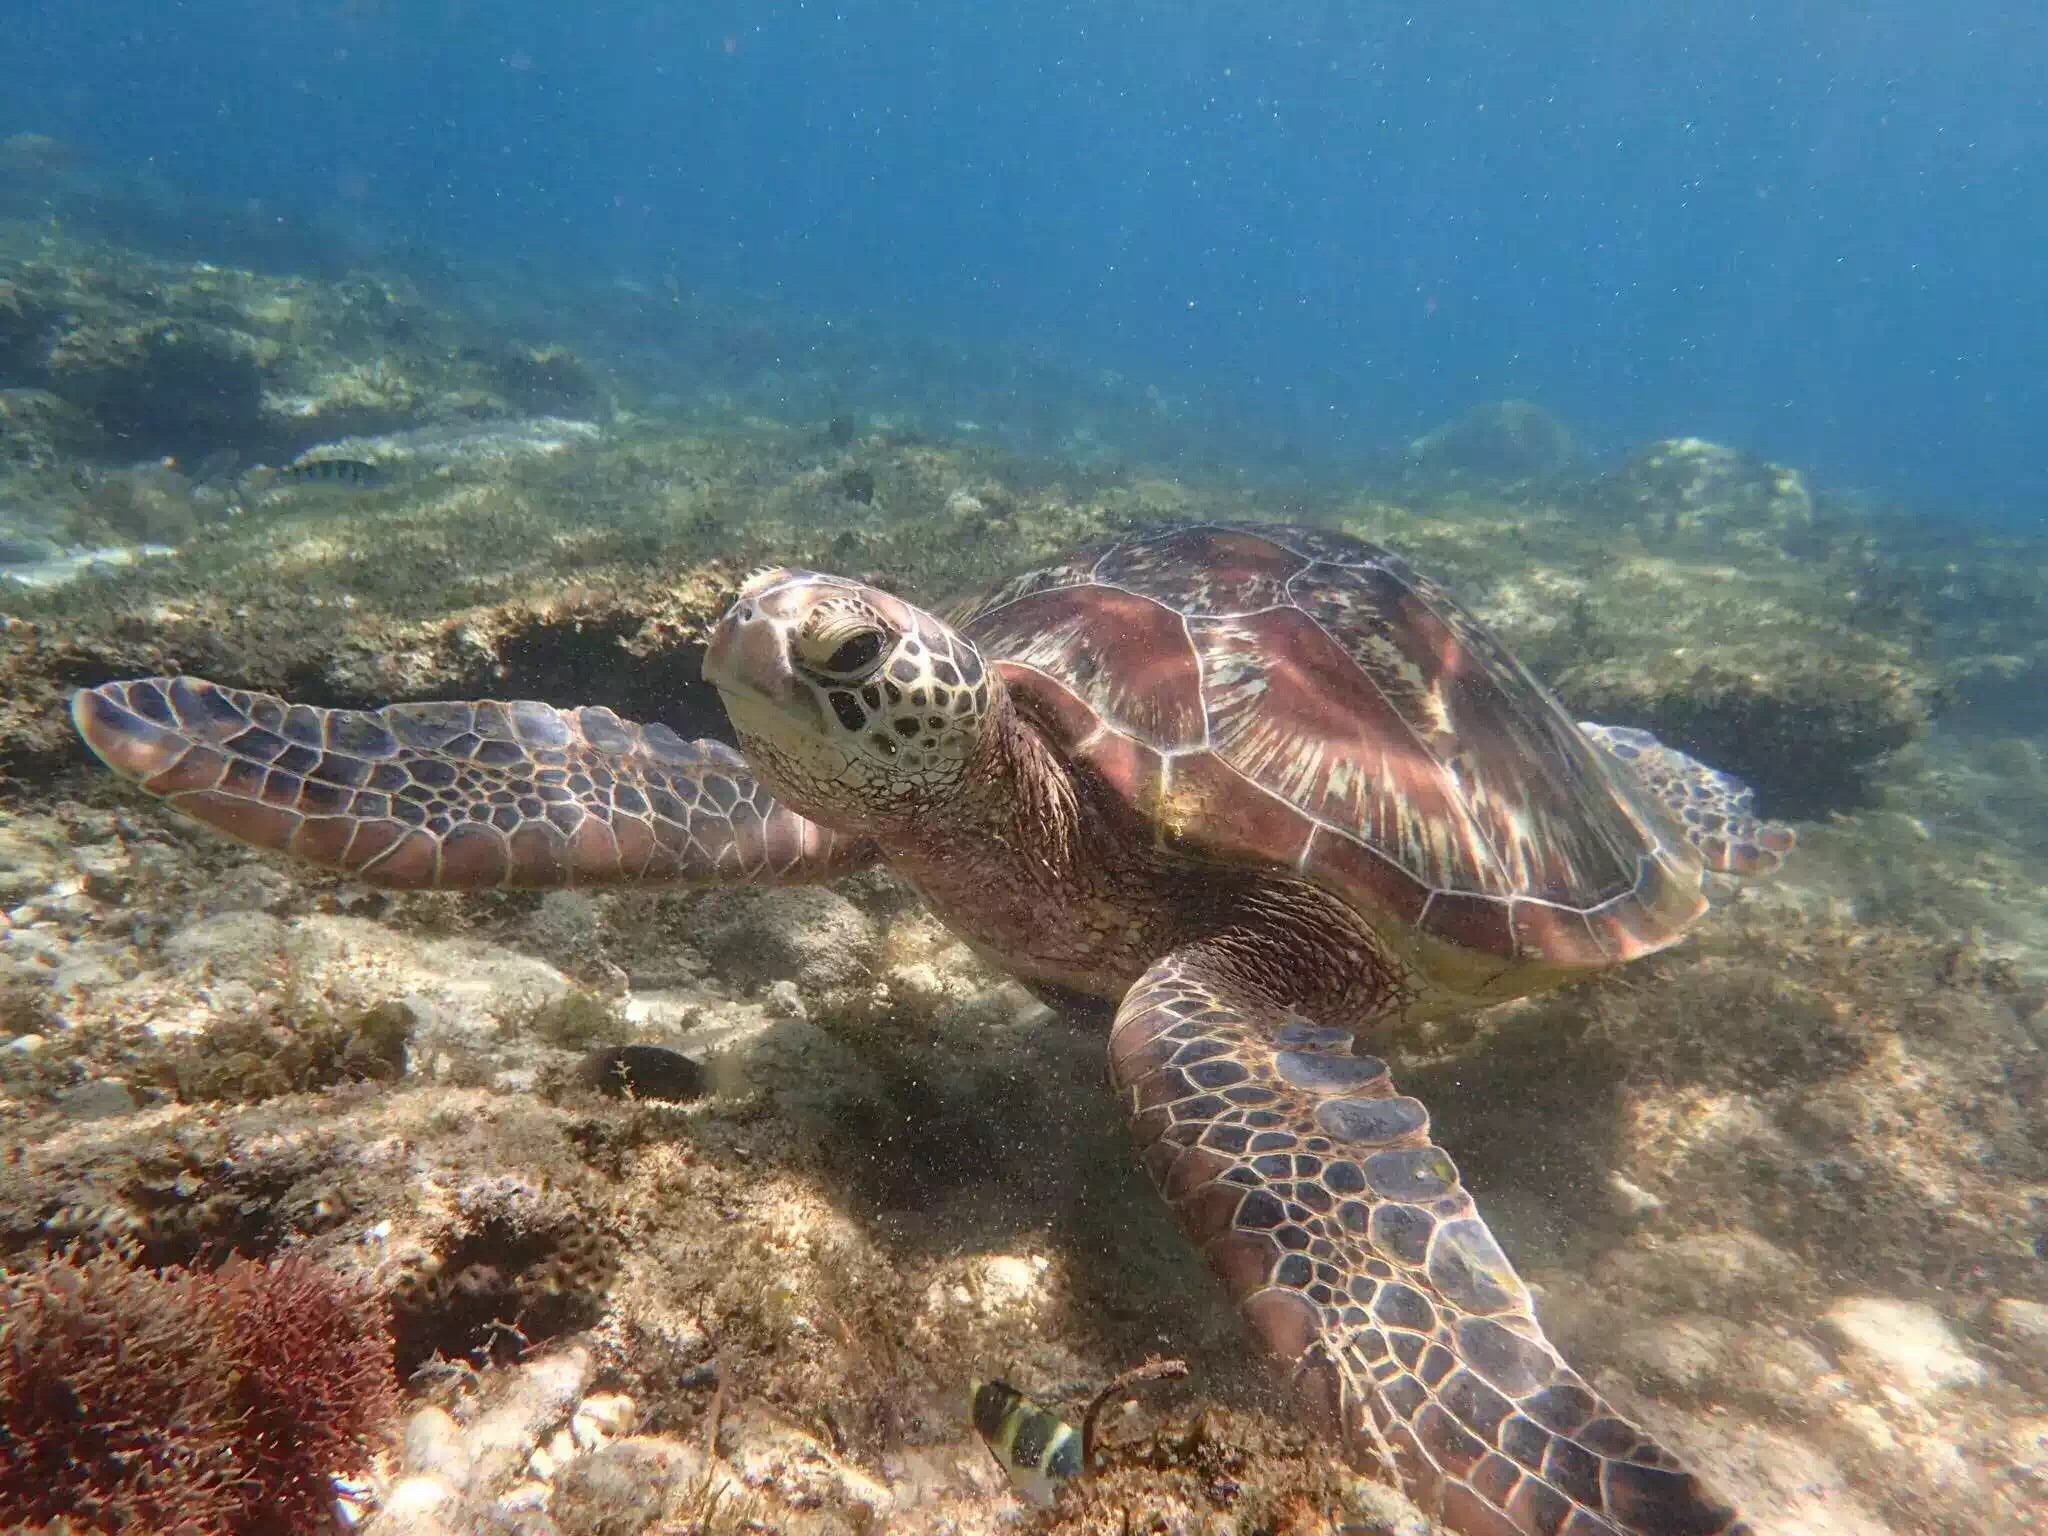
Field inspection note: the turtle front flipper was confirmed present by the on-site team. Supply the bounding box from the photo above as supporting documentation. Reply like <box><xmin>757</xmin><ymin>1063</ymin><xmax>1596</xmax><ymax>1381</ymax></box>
<box><xmin>1109</xmin><ymin>944</ymin><xmax>1751</xmax><ymax>1536</ymax></box>
<box><xmin>1578</xmin><ymin>722</ymin><xmax>1793</xmax><ymax>877</ymax></box>
<box><xmin>73</xmin><ymin>677</ymin><xmax>874</xmax><ymax>889</ymax></box>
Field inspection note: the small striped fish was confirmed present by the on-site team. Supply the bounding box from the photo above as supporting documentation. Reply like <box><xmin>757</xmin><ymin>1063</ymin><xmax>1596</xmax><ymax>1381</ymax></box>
<box><xmin>275</xmin><ymin>458</ymin><xmax>389</xmax><ymax>489</ymax></box>
<box><xmin>969</xmin><ymin>1379</ymin><xmax>1084</xmax><ymax>1507</ymax></box>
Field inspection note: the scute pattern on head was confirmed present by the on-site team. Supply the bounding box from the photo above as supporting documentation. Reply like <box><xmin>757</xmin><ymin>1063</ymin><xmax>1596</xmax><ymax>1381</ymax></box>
<box><xmin>953</xmin><ymin>523</ymin><xmax>1709</xmax><ymax>984</ymax></box>
<box><xmin>711</xmin><ymin>567</ymin><xmax>995</xmax><ymax>825</ymax></box>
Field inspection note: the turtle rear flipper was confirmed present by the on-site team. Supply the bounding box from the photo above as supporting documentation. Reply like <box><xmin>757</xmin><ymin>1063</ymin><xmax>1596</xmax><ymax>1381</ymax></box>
<box><xmin>73</xmin><ymin>676</ymin><xmax>873</xmax><ymax>890</ymax></box>
<box><xmin>1110</xmin><ymin>941</ymin><xmax>1753</xmax><ymax>1536</ymax></box>
<box><xmin>1579</xmin><ymin>722</ymin><xmax>1794</xmax><ymax>876</ymax></box>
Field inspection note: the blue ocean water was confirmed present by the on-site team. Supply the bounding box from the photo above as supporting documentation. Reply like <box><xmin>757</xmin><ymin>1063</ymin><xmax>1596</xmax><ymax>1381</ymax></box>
<box><xmin>8</xmin><ymin>0</ymin><xmax>2044</xmax><ymax>514</ymax></box>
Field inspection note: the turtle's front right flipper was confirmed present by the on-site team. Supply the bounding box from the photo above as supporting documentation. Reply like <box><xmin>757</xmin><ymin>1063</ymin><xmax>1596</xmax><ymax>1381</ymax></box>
<box><xmin>74</xmin><ymin>677</ymin><xmax>874</xmax><ymax>890</ymax></box>
<box><xmin>1110</xmin><ymin>942</ymin><xmax>1751</xmax><ymax>1536</ymax></box>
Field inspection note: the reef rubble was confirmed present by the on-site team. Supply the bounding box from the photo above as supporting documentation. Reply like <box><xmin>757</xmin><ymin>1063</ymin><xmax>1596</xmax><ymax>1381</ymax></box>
<box><xmin>2</xmin><ymin>229</ymin><xmax>2046</xmax><ymax>1536</ymax></box>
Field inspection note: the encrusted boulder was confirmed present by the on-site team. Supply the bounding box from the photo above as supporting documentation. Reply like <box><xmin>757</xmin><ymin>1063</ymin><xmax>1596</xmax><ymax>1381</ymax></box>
<box><xmin>1407</xmin><ymin>399</ymin><xmax>1581</xmax><ymax>480</ymax></box>
<box><xmin>1596</xmin><ymin>437</ymin><xmax>1816</xmax><ymax>547</ymax></box>
<box><xmin>0</xmin><ymin>228</ymin><xmax>607</xmax><ymax>469</ymax></box>
<box><xmin>47</xmin><ymin>317</ymin><xmax>271</xmax><ymax>460</ymax></box>
<box><xmin>0</xmin><ymin>387</ymin><xmax>103</xmax><ymax>469</ymax></box>
<box><xmin>1553</xmin><ymin>637</ymin><xmax>1930</xmax><ymax>817</ymax></box>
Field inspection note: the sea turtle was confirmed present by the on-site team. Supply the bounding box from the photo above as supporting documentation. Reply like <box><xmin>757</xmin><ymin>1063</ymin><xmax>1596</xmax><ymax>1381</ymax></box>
<box><xmin>73</xmin><ymin>522</ymin><xmax>1790</xmax><ymax>1535</ymax></box>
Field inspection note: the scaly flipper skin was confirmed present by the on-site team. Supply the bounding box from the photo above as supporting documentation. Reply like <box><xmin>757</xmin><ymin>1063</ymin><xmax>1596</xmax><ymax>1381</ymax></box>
<box><xmin>72</xmin><ymin>677</ymin><xmax>874</xmax><ymax>889</ymax></box>
<box><xmin>1109</xmin><ymin>943</ymin><xmax>1751</xmax><ymax>1536</ymax></box>
<box><xmin>1579</xmin><ymin>722</ymin><xmax>1794</xmax><ymax>878</ymax></box>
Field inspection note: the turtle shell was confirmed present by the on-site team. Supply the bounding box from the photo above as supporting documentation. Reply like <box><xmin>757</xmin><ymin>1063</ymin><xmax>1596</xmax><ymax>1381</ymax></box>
<box><xmin>953</xmin><ymin>523</ymin><xmax>1706</xmax><ymax>990</ymax></box>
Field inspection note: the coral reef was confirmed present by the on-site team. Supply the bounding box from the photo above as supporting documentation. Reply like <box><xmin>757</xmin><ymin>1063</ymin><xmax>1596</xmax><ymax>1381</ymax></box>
<box><xmin>2</xmin><ymin>220</ymin><xmax>2045</xmax><ymax>1536</ymax></box>
<box><xmin>150</xmin><ymin>998</ymin><xmax>412</xmax><ymax>1104</ymax></box>
<box><xmin>0</xmin><ymin>1248</ymin><xmax>399</xmax><ymax>1535</ymax></box>
<box><xmin>3</xmin><ymin>719</ymin><xmax>2042</xmax><ymax>1533</ymax></box>
<box><xmin>1593</xmin><ymin>437</ymin><xmax>1816</xmax><ymax>548</ymax></box>
<box><xmin>385</xmin><ymin>1175</ymin><xmax>620</xmax><ymax>1378</ymax></box>
<box><xmin>0</xmin><ymin>222</ymin><xmax>607</xmax><ymax>473</ymax></box>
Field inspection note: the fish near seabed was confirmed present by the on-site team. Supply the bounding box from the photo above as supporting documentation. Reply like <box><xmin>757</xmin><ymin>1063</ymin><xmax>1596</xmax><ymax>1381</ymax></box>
<box><xmin>240</xmin><ymin>457</ymin><xmax>392</xmax><ymax>501</ymax></box>
<box><xmin>971</xmin><ymin>1379</ymin><xmax>1084</xmax><ymax>1507</ymax></box>
<box><xmin>276</xmin><ymin>457</ymin><xmax>389</xmax><ymax>489</ymax></box>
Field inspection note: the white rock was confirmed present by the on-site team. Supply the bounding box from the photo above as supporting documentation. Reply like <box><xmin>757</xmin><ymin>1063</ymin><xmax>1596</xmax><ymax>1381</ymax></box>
<box><xmin>72</xmin><ymin>844</ymin><xmax>130</xmax><ymax>900</ymax></box>
<box><xmin>572</xmin><ymin>1392</ymin><xmax>638</xmax><ymax>1450</ymax></box>
<box><xmin>470</xmin><ymin>1405</ymin><xmax>537</xmax><ymax>1461</ymax></box>
<box><xmin>1742</xmin><ymin>1328</ymin><xmax>1848</xmax><ymax>1413</ymax></box>
<box><xmin>1605</xmin><ymin>1171</ymin><xmax>1665</xmax><ymax>1219</ymax></box>
<box><xmin>524</xmin><ymin>890</ymin><xmax>602</xmax><ymax>958</ymax></box>
<box><xmin>1339</xmin><ymin>1476</ymin><xmax>1434</xmax><ymax>1535</ymax></box>
<box><xmin>722</xmin><ymin>1405</ymin><xmax>896</xmax><ymax>1519</ymax></box>
<box><xmin>379</xmin><ymin>1475</ymin><xmax>459</xmax><ymax>1520</ymax></box>
<box><xmin>2007</xmin><ymin>1416</ymin><xmax>2048</xmax><ymax>1477</ymax></box>
<box><xmin>975</xmin><ymin>1254</ymin><xmax>1050</xmax><ymax>1314</ymax></box>
<box><xmin>402</xmin><ymin>1406</ymin><xmax>474</xmax><ymax>1484</ymax></box>
<box><xmin>1993</xmin><ymin>1297</ymin><xmax>2048</xmax><ymax>1370</ymax></box>
<box><xmin>162</xmin><ymin>910</ymin><xmax>291</xmax><ymax>976</ymax></box>
<box><xmin>1616</xmin><ymin>1314</ymin><xmax>1740</xmax><ymax>1393</ymax></box>
<box><xmin>495</xmin><ymin>1478</ymin><xmax>551</xmax><ymax>1512</ymax></box>
<box><xmin>207</xmin><ymin>979</ymin><xmax>260</xmax><ymax>1015</ymax></box>
<box><xmin>1822</xmin><ymin>1296</ymin><xmax>1987</xmax><ymax>1395</ymax></box>
<box><xmin>527</xmin><ymin>1425</ymin><xmax>577</xmax><ymax>1481</ymax></box>
<box><xmin>54</xmin><ymin>1078</ymin><xmax>134</xmax><ymax>1120</ymax></box>
<box><xmin>695</xmin><ymin>885</ymin><xmax>878</xmax><ymax>992</ymax></box>
<box><xmin>1595</xmin><ymin>1228</ymin><xmax>1803</xmax><ymax>1312</ymax></box>
<box><xmin>472</xmin><ymin>1344</ymin><xmax>595</xmax><ymax>1474</ymax></box>
<box><xmin>0</xmin><ymin>825</ymin><xmax>58</xmax><ymax>904</ymax></box>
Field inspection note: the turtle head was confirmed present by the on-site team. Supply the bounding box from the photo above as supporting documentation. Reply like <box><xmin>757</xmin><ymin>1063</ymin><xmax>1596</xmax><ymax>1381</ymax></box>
<box><xmin>703</xmin><ymin>569</ymin><xmax>997</xmax><ymax>829</ymax></box>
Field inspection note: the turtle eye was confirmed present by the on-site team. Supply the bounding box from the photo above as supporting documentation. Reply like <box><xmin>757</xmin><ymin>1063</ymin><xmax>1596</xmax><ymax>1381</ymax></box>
<box><xmin>824</xmin><ymin>631</ymin><xmax>886</xmax><ymax>676</ymax></box>
<box><xmin>795</xmin><ymin>620</ymin><xmax>890</xmax><ymax>680</ymax></box>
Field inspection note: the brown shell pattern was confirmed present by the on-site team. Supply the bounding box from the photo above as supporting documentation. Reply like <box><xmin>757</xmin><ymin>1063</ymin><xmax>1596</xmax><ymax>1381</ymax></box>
<box><xmin>954</xmin><ymin>524</ymin><xmax>1704</xmax><ymax>972</ymax></box>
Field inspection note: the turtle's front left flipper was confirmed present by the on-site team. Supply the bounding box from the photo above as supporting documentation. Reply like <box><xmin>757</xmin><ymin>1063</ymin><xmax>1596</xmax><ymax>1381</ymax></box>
<box><xmin>73</xmin><ymin>677</ymin><xmax>874</xmax><ymax>890</ymax></box>
<box><xmin>1109</xmin><ymin>943</ymin><xmax>1751</xmax><ymax>1536</ymax></box>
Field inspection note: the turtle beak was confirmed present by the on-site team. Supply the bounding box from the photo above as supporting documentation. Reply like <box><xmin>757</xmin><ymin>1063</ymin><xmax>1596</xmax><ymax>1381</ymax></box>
<box><xmin>703</xmin><ymin>605</ymin><xmax>794</xmax><ymax>703</ymax></box>
<box><xmin>704</xmin><ymin>574</ymin><xmax>818</xmax><ymax>721</ymax></box>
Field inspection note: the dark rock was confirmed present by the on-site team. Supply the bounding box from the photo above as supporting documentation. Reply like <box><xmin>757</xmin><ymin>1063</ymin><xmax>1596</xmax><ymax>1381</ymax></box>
<box><xmin>0</xmin><ymin>530</ymin><xmax>62</xmax><ymax>564</ymax></box>
<box><xmin>489</xmin><ymin>343</ymin><xmax>603</xmax><ymax>415</ymax></box>
<box><xmin>0</xmin><ymin>387</ymin><xmax>108</xmax><ymax>468</ymax></box>
<box><xmin>0</xmin><ymin>286</ymin><xmax>59</xmax><ymax>384</ymax></box>
<box><xmin>1556</xmin><ymin>651</ymin><xmax>1929</xmax><ymax>819</ymax></box>
<box><xmin>47</xmin><ymin>318</ymin><xmax>268</xmax><ymax>460</ymax></box>
<box><xmin>576</xmin><ymin>1044</ymin><xmax>708</xmax><ymax>1103</ymax></box>
<box><xmin>1408</xmin><ymin>400</ymin><xmax>1579</xmax><ymax>480</ymax></box>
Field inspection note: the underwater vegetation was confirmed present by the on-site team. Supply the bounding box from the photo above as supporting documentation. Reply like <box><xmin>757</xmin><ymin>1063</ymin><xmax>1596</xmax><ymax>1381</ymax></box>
<box><xmin>0</xmin><ymin>1248</ymin><xmax>399</xmax><ymax>1535</ymax></box>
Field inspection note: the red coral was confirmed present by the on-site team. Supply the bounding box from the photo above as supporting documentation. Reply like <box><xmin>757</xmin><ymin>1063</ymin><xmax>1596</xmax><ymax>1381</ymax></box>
<box><xmin>0</xmin><ymin>1248</ymin><xmax>400</xmax><ymax>1535</ymax></box>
